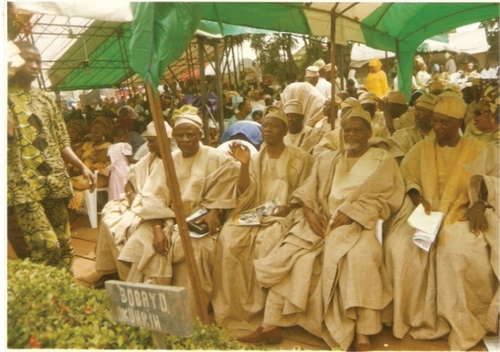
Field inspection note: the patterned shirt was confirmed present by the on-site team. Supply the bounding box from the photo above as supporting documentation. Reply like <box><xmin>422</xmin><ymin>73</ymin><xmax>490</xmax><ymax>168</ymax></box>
<box><xmin>464</xmin><ymin>124</ymin><xmax>500</xmax><ymax>148</ymax></box>
<box><xmin>8</xmin><ymin>85</ymin><xmax>73</xmax><ymax>206</ymax></box>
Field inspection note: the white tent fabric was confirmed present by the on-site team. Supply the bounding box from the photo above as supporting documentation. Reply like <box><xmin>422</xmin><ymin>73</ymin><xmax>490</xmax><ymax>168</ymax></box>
<box><xmin>418</xmin><ymin>28</ymin><xmax>490</xmax><ymax>54</ymax></box>
<box><xmin>205</xmin><ymin>58</ymin><xmax>261</xmax><ymax>79</ymax></box>
<box><xmin>303</xmin><ymin>2</ymin><xmax>384</xmax><ymax>45</ymax></box>
<box><xmin>418</xmin><ymin>40</ymin><xmax>460</xmax><ymax>53</ymax></box>
<box><xmin>350</xmin><ymin>27</ymin><xmax>490</xmax><ymax>68</ymax></box>
<box><xmin>449</xmin><ymin>28</ymin><xmax>490</xmax><ymax>55</ymax></box>
<box><xmin>350</xmin><ymin>43</ymin><xmax>396</xmax><ymax>68</ymax></box>
<box><xmin>15</xmin><ymin>1</ymin><xmax>133</xmax><ymax>22</ymax></box>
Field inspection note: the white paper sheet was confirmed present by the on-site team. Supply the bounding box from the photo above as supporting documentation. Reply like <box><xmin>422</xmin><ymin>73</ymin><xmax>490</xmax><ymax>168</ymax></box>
<box><xmin>408</xmin><ymin>204</ymin><xmax>444</xmax><ymax>252</ymax></box>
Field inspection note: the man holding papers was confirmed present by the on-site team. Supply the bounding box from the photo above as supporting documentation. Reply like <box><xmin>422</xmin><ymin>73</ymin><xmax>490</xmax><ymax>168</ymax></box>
<box><xmin>384</xmin><ymin>91</ymin><xmax>499</xmax><ymax>351</ymax></box>
<box><xmin>407</xmin><ymin>204</ymin><xmax>444</xmax><ymax>252</ymax></box>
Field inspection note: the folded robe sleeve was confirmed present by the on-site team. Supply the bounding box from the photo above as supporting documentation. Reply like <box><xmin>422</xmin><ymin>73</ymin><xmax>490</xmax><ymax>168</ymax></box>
<box><xmin>338</xmin><ymin>157</ymin><xmax>405</xmax><ymax>230</ymax></box>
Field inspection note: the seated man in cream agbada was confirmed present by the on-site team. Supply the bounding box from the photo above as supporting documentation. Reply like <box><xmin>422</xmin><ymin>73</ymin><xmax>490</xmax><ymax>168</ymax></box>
<box><xmin>95</xmin><ymin>107</ymin><xmax>239</xmax><ymax>317</ymax></box>
<box><xmin>239</xmin><ymin>108</ymin><xmax>404</xmax><ymax>350</ymax></box>
<box><xmin>211</xmin><ymin>106</ymin><xmax>314</xmax><ymax>331</ymax></box>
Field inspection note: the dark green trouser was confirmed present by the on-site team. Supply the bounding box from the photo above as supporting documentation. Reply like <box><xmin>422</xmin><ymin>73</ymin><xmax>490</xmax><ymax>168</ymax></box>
<box><xmin>13</xmin><ymin>199</ymin><xmax>74</xmax><ymax>274</ymax></box>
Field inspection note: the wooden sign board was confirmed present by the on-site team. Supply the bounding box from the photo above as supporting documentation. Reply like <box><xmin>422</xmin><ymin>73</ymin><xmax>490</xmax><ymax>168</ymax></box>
<box><xmin>105</xmin><ymin>281</ymin><xmax>193</xmax><ymax>338</ymax></box>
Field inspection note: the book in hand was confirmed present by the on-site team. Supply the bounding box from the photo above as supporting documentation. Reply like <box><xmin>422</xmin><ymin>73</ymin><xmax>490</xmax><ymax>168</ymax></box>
<box><xmin>173</xmin><ymin>208</ymin><xmax>209</xmax><ymax>238</ymax></box>
<box><xmin>407</xmin><ymin>204</ymin><xmax>445</xmax><ymax>252</ymax></box>
<box><xmin>233</xmin><ymin>199</ymin><xmax>280</xmax><ymax>226</ymax></box>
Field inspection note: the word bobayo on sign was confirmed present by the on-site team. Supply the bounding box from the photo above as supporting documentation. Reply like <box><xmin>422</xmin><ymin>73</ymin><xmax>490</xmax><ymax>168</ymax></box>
<box><xmin>105</xmin><ymin>281</ymin><xmax>193</xmax><ymax>337</ymax></box>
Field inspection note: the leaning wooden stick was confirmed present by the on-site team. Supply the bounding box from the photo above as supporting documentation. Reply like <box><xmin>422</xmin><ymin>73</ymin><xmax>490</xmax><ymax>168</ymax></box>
<box><xmin>145</xmin><ymin>82</ymin><xmax>210</xmax><ymax>325</ymax></box>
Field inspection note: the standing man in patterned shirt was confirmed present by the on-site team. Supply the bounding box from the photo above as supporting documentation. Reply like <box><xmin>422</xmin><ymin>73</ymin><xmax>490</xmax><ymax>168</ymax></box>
<box><xmin>8</xmin><ymin>41</ymin><xmax>95</xmax><ymax>272</ymax></box>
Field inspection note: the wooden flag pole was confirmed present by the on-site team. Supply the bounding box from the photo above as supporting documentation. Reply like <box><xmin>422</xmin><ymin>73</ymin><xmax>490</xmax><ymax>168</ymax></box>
<box><xmin>145</xmin><ymin>82</ymin><xmax>210</xmax><ymax>325</ymax></box>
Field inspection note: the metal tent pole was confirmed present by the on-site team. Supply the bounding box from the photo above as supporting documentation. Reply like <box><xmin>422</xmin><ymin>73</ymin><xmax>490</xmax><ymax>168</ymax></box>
<box><xmin>197</xmin><ymin>37</ymin><xmax>209</xmax><ymax>144</ymax></box>
<box><xmin>214</xmin><ymin>38</ymin><xmax>225</xmax><ymax>136</ymax></box>
<box><xmin>231</xmin><ymin>38</ymin><xmax>239</xmax><ymax>90</ymax></box>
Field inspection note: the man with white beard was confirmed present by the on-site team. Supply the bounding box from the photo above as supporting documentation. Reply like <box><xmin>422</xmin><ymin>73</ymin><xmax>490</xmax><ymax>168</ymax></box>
<box><xmin>239</xmin><ymin>108</ymin><xmax>404</xmax><ymax>351</ymax></box>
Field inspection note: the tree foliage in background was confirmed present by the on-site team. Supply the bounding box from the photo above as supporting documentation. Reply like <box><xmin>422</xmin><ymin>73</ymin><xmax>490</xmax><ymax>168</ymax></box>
<box><xmin>249</xmin><ymin>33</ymin><xmax>300</xmax><ymax>84</ymax></box>
<box><xmin>7</xmin><ymin>3</ymin><xmax>32</xmax><ymax>40</ymax></box>
<box><xmin>302</xmin><ymin>35</ymin><xmax>330</xmax><ymax>68</ymax></box>
<box><xmin>248</xmin><ymin>34</ymin><xmax>336</xmax><ymax>84</ymax></box>
<box><xmin>480</xmin><ymin>18</ymin><xmax>499</xmax><ymax>48</ymax></box>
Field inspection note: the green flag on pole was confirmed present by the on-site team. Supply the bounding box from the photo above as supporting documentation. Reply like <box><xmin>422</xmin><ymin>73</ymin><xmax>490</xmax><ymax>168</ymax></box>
<box><xmin>130</xmin><ymin>2</ymin><xmax>202</xmax><ymax>89</ymax></box>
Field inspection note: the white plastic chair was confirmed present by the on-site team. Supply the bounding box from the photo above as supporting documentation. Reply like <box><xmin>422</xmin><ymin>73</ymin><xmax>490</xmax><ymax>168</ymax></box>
<box><xmin>84</xmin><ymin>170</ymin><xmax>108</xmax><ymax>229</ymax></box>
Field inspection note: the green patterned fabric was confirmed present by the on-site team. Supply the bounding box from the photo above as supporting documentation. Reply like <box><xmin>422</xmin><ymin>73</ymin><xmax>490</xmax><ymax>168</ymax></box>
<box><xmin>13</xmin><ymin>199</ymin><xmax>74</xmax><ymax>273</ymax></box>
<box><xmin>7</xmin><ymin>86</ymin><xmax>73</xmax><ymax>207</ymax></box>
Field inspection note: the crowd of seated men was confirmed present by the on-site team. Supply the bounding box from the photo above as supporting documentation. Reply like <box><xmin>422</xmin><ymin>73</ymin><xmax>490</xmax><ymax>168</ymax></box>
<box><xmin>90</xmin><ymin>63</ymin><xmax>499</xmax><ymax>352</ymax></box>
<box><xmin>9</xmin><ymin>51</ymin><xmax>498</xmax><ymax>351</ymax></box>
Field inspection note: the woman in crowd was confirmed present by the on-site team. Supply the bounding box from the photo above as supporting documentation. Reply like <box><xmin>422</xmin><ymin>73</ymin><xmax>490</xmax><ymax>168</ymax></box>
<box><xmin>415</xmin><ymin>62</ymin><xmax>431</xmax><ymax>91</ymax></box>
<box><xmin>65</xmin><ymin>119</ymin><xmax>90</xmax><ymax>161</ymax></box>
<box><xmin>464</xmin><ymin>85</ymin><xmax>499</xmax><ymax>147</ymax></box>
<box><xmin>365</xmin><ymin>59</ymin><xmax>389</xmax><ymax>98</ymax></box>
<box><xmin>68</xmin><ymin>116</ymin><xmax>113</xmax><ymax>212</ymax></box>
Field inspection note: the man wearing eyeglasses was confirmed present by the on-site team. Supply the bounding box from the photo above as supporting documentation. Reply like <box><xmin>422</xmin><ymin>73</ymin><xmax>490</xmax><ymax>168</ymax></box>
<box><xmin>464</xmin><ymin>85</ymin><xmax>500</xmax><ymax>147</ymax></box>
<box><xmin>384</xmin><ymin>91</ymin><xmax>499</xmax><ymax>351</ymax></box>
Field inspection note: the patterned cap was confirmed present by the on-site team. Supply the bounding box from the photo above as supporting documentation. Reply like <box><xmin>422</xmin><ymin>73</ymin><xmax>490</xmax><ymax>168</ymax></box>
<box><xmin>263</xmin><ymin>106</ymin><xmax>288</xmax><ymax>127</ymax></box>
<box><xmin>283</xmin><ymin>99</ymin><xmax>303</xmax><ymax>115</ymax></box>
<box><xmin>434</xmin><ymin>91</ymin><xmax>466</xmax><ymax>119</ymax></box>
<box><xmin>143</xmin><ymin>121</ymin><xmax>173</xmax><ymax>138</ymax></box>
<box><xmin>481</xmin><ymin>84</ymin><xmax>499</xmax><ymax>114</ymax></box>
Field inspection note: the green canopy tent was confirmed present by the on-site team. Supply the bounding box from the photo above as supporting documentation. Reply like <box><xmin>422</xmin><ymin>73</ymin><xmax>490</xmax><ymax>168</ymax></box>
<box><xmin>14</xmin><ymin>2</ymin><xmax>500</xmax><ymax>323</ymax></box>
<box><xmin>43</xmin><ymin>20</ymin><xmax>273</xmax><ymax>91</ymax></box>
<box><xmin>46</xmin><ymin>22</ymin><xmax>135</xmax><ymax>91</ymax></box>
<box><xmin>18</xmin><ymin>2</ymin><xmax>499</xmax><ymax>99</ymax></box>
<box><xmin>129</xmin><ymin>2</ymin><xmax>499</xmax><ymax>100</ymax></box>
<box><xmin>127</xmin><ymin>3</ymin><xmax>499</xmax><ymax>321</ymax></box>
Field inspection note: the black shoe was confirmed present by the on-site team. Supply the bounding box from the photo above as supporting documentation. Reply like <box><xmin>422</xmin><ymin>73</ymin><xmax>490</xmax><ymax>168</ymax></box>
<box><xmin>237</xmin><ymin>326</ymin><xmax>282</xmax><ymax>344</ymax></box>
<box><xmin>92</xmin><ymin>272</ymin><xmax>120</xmax><ymax>290</ymax></box>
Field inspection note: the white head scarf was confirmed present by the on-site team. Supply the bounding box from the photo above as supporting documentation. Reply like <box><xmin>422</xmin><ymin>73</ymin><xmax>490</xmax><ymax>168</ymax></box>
<box><xmin>143</xmin><ymin>121</ymin><xmax>173</xmax><ymax>138</ymax></box>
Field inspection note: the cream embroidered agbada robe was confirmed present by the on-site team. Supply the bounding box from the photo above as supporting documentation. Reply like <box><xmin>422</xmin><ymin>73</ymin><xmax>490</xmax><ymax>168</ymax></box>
<box><xmin>95</xmin><ymin>153</ymin><xmax>172</xmax><ymax>281</ymax></box>
<box><xmin>389</xmin><ymin>126</ymin><xmax>435</xmax><ymax>159</ymax></box>
<box><xmin>254</xmin><ymin>148</ymin><xmax>405</xmax><ymax>350</ymax></box>
<box><xmin>384</xmin><ymin>137</ymin><xmax>499</xmax><ymax>351</ymax></box>
<box><xmin>211</xmin><ymin>145</ymin><xmax>314</xmax><ymax>330</ymax></box>
<box><xmin>284</xmin><ymin>125</ymin><xmax>324</xmax><ymax>154</ymax></box>
<box><xmin>312</xmin><ymin>128</ymin><xmax>344</xmax><ymax>156</ymax></box>
<box><xmin>96</xmin><ymin>145</ymin><xmax>239</xmax><ymax>317</ymax></box>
